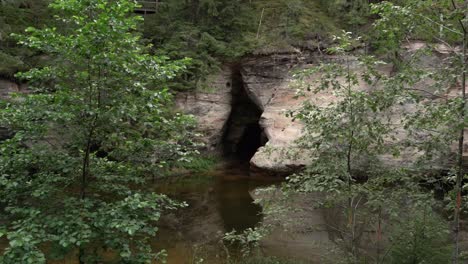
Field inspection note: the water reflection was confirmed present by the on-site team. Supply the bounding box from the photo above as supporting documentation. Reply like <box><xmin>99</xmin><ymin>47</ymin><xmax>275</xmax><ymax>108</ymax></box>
<box><xmin>217</xmin><ymin>176</ymin><xmax>264</xmax><ymax>232</ymax></box>
<box><xmin>153</xmin><ymin>163</ymin><xmax>278</xmax><ymax>263</ymax></box>
<box><xmin>0</xmin><ymin>164</ymin><xmax>278</xmax><ymax>264</ymax></box>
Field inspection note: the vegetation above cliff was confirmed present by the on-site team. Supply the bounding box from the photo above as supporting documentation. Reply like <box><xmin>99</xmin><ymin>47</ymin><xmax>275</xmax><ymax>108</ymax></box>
<box><xmin>6</xmin><ymin>0</ymin><xmax>451</xmax><ymax>88</ymax></box>
<box><xmin>139</xmin><ymin>0</ymin><xmax>353</xmax><ymax>90</ymax></box>
<box><xmin>0</xmin><ymin>0</ymin><xmax>374</xmax><ymax>88</ymax></box>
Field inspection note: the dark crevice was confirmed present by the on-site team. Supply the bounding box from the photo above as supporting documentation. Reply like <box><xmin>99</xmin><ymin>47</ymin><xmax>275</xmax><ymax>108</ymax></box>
<box><xmin>222</xmin><ymin>67</ymin><xmax>267</xmax><ymax>162</ymax></box>
<box><xmin>236</xmin><ymin>123</ymin><xmax>263</xmax><ymax>160</ymax></box>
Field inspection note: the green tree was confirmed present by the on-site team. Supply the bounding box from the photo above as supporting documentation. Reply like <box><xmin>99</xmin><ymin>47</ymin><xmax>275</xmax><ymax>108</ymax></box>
<box><xmin>0</xmin><ymin>0</ymin><xmax>52</xmax><ymax>78</ymax></box>
<box><xmin>142</xmin><ymin>0</ymin><xmax>257</xmax><ymax>91</ymax></box>
<box><xmin>0</xmin><ymin>0</ymin><xmax>198</xmax><ymax>263</ymax></box>
<box><xmin>387</xmin><ymin>208</ymin><xmax>451</xmax><ymax>264</ymax></box>
<box><xmin>319</xmin><ymin>0</ymin><xmax>370</xmax><ymax>29</ymax></box>
<box><xmin>449</xmin><ymin>2</ymin><xmax>467</xmax><ymax>262</ymax></box>
<box><xmin>259</xmin><ymin>24</ymin><xmax>447</xmax><ymax>263</ymax></box>
<box><xmin>371</xmin><ymin>1</ymin><xmax>467</xmax><ymax>262</ymax></box>
<box><xmin>141</xmin><ymin>0</ymin><xmax>341</xmax><ymax>91</ymax></box>
<box><xmin>228</xmin><ymin>1</ymin><xmax>466</xmax><ymax>262</ymax></box>
<box><xmin>286</xmin><ymin>31</ymin><xmax>422</xmax><ymax>262</ymax></box>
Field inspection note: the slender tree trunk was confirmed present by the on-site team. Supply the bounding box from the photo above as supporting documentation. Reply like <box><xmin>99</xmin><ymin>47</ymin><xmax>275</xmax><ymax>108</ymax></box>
<box><xmin>376</xmin><ymin>206</ymin><xmax>382</xmax><ymax>263</ymax></box>
<box><xmin>191</xmin><ymin>0</ymin><xmax>200</xmax><ymax>24</ymax></box>
<box><xmin>453</xmin><ymin>2</ymin><xmax>467</xmax><ymax>263</ymax></box>
<box><xmin>345</xmin><ymin>56</ymin><xmax>358</xmax><ymax>258</ymax></box>
<box><xmin>78</xmin><ymin>249</ymin><xmax>85</xmax><ymax>264</ymax></box>
<box><xmin>78</xmin><ymin>119</ymin><xmax>97</xmax><ymax>264</ymax></box>
<box><xmin>256</xmin><ymin>8</ymin><xmax>265</xmax><ymax>39</ymax></box>
<box><xmin>80</xmin><ymin>127</ymin><xmax>96</xmax><ymax>200</ymax></box>
<box><xmin>78</xmin><ymin>60</ymin><xmax>101</xmax><ymax>264</ymax></box>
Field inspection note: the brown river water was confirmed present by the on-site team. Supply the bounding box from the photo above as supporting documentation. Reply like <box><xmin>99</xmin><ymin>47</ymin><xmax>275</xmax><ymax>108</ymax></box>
<box><xmin>1</xmin><ymin>162</ymin><xmax>288</xmax><ymax>264</ymax></box>
<box><xmin>152</xmin><ymin>162</ymin><xmax>281</xmax><ymax>263</ymax></box>
<box><xmin>5</xmin><ymin>162</ymin><xmax>462</xmax><ymax>263</ymax></box>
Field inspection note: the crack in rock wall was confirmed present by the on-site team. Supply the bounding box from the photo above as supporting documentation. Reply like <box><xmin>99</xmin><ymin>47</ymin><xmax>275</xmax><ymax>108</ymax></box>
<box><xmin>222</xmin><ymin>68</ymin><xmax>267</xmax><ymax>161</ymax></box>
<box><xmin>176</xmin><ymin>43</ymin><xmax>468</xmax><ymax>176</ymax></box>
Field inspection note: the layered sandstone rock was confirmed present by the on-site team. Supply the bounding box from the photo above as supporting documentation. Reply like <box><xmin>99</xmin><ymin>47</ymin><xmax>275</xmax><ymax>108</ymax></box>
<box><xmin>178</xmin><ymin>43</ymin><xmax>467</xmax><ymax>175</ymax></box>
<box><xmin>175</xmin><ymin>68</ymin><xmax>233</xmax><ymax>153</ymax></box>
<box><xmin>240</xmin><ymin>53</ymin><xmax>310</xmax><ymax>175</ymax></box>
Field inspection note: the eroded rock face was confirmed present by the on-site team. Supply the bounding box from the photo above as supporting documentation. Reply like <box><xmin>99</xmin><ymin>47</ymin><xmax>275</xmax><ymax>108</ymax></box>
<box><xmin>178</xmin><ymin>43</ymin><xmax>467</xmax><ymax>175</ymax></box>
<box><xmin>222</xmin><ymin>73</ymin><xmax>263</xmax><ymax>159</ymax></box>
<box><xmin>175</xmin><ymin>68</ymin><xmax>233</xmax><ymax>153</ymax></box>
<box><xmin>175</xmin><ymin>53</ymin><xmax>312</xmax><ymax>173</ymax></box>
<box><xmin>239</xmin><ymin>53</ymin><xmax>379</xmax><ymax>175</ymax></box>
<box><xmin>240</xmin><ymin>46</ymin><xmax>466</xmax><ymax>175</ymax></box>
<box><xmin>240</xmin><ymin>53</ymin><xmax>312</xmax><ymax>175</ymax></box>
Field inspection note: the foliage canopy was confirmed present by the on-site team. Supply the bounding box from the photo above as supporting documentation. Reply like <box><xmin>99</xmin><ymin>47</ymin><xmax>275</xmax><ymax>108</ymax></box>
<box><xmin>0</xmin><ymin>0</ymin><xmax>199</xmax><ymax>263</ymax></box>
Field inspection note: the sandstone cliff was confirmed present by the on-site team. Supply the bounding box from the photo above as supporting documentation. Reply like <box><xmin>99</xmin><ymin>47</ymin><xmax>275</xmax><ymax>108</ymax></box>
<box><xmin>176</xmin><ymin>43</ymin><xmax>468</xmax><ymax>176</ymax></box>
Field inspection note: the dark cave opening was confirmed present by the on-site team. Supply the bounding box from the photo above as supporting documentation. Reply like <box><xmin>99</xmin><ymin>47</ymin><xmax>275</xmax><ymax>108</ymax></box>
<box><xmin>222</xmin><ymin>68</ymin><xmax>267</xmax><ymax>161</ymax></box>
<box><xmin>236</xmin><ymin>123</ymin><xmax>264</xmax><ymax>161</ymax></box>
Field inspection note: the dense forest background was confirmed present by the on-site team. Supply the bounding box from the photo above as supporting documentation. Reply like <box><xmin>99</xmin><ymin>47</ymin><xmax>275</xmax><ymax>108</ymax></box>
<box><xmin>1</xmin><ymin>1</ymin><xmax>468</xmax><ymax>263</ymax></box>
<box><xmin>0</xmin><ymin>0</ymin><xmax>378</xmax><ymax>87</ymax></box>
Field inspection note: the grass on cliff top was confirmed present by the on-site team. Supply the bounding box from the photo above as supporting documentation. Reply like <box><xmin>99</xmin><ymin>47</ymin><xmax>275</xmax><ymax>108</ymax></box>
<box><xmin>250</xmin><ymin>0</ymin><xmax>340</xmax><ymax>55</ymax></box>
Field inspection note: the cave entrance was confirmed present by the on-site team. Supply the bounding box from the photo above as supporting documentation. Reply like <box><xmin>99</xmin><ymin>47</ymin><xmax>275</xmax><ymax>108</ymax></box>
<box><xmin>222</xmin><ymin>69</ymin><xmax>267</xmax><ymax>162</ymax></box>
